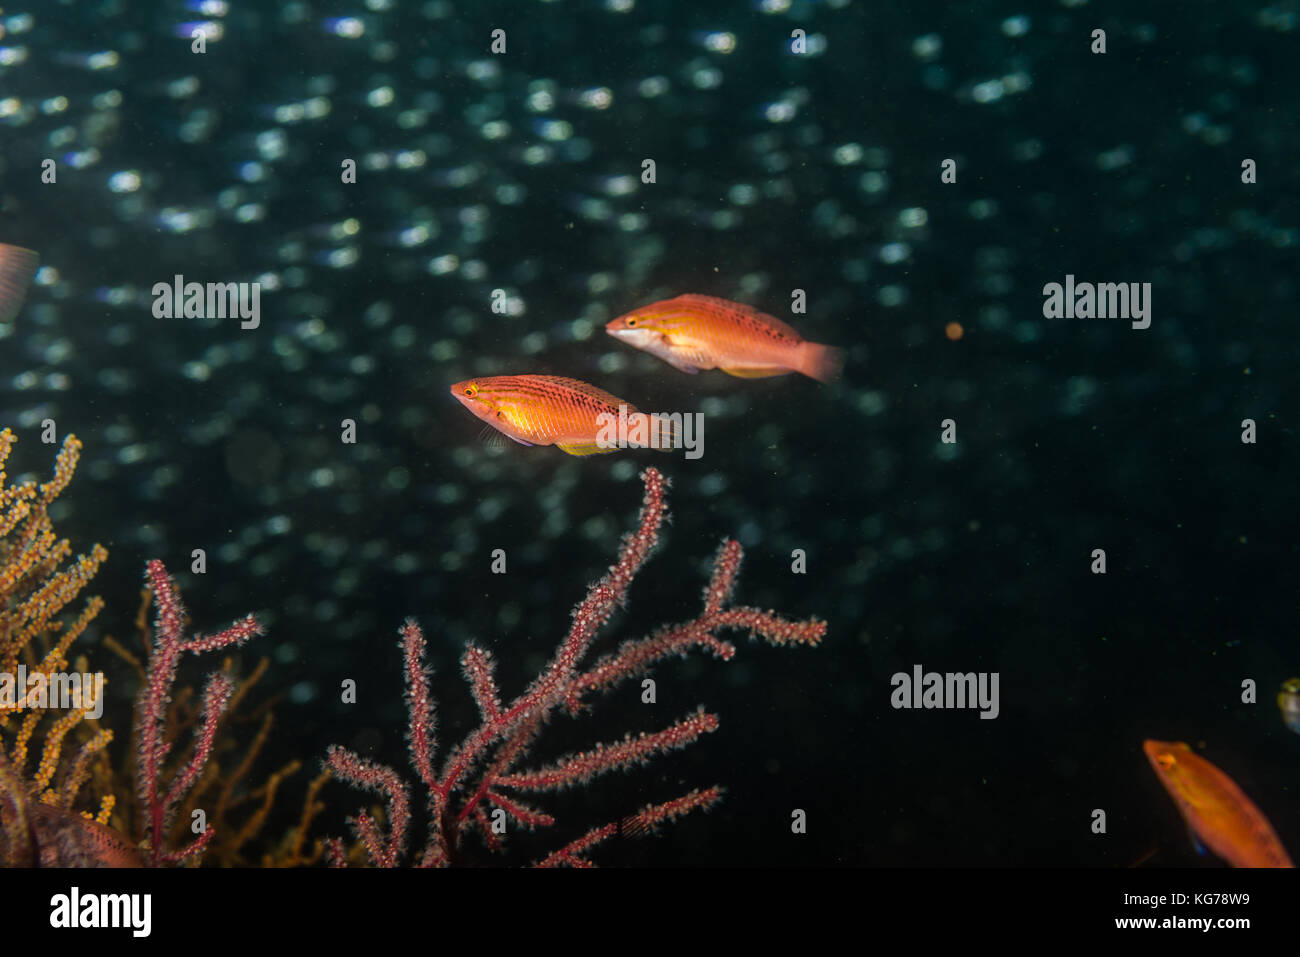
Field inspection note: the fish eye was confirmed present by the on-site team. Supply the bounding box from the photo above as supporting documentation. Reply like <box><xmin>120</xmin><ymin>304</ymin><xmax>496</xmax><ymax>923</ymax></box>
<box><xmin>626</xmin><ymin>317</ymin><xmax>637</xmax><ymax>326</ymax></box>
<box><xmin>463</xmin><ymin>384</ymin><xmax>477</xmax><ymax>397</ymax></box>
<box><xmin>1156</xmin><ymin>754</ymin><xmax>1176</xmax><ymax>770</ymax></box>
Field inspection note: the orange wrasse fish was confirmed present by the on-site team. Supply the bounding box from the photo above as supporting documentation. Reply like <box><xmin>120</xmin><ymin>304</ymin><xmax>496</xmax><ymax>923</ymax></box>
<box><xmin>0</xmin><ymin>243</ymin><xmax>40</xmax><ymax>322</ymax></box>
<box><xmin>1143</xmin><ymin>739</ymin><xmax>1294</xmax><ymax>868</ymax></box>
<box><xmin>605</xmin><ymin>293</ymin><xmax>844</xmax><ymax>382</ymax></box>
<box><xmin>450</xmin><ymin>374</ymin><xmax>674</xmax><ymax>456</ymax></box>
<box><xmin>25</xmin><ymin>804</ymin><xmax>144</xmax><ymax>867</ymax></box>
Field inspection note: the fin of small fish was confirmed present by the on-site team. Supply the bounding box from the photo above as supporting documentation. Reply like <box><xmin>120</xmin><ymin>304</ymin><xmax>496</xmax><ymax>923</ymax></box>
<box><xmin>1188</xmin><ymin>827</ymin><xmax>1209</xmax><ymax>857</ymax></box>
<box><xmin>477</xmin><ymin>426</ymin><xmax>531</xmax><ymax>450</ymax></box>
<box><xmin>651</xmin><ymin>418</ymin><xmax>679</xmax><ymax>451</ymax></box>
<box><xmin>0</xmin><ymin>243</ymin><xmax>40</xmax><ymax>323</ymax></box>
<box><xmin>796</xmin><ymin>342</ymin><xmax>845</xmax><ymax>383</ymax></box>
<box><xmin>557</xmin><ymin>441</ymin><xmax>616</xmax><ymax>456</ymax></box>
<box><xmin>675</xmin><ymin>293</ymin><xmax>744</xmax><ymax>310</ymax></box>
<box><xmin>662</xmin><ymin>355</ymin><xmax>701</xmax><ymax>374</ymax></box>
<box><xmin>720</xmin><ymin>365</ymin><xmax>793</xmax><ymax>378</ymax></box>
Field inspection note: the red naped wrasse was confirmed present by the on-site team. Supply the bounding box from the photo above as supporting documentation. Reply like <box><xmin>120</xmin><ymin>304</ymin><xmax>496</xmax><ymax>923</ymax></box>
<box><xmin>0</xmin><ymin>243</ymin><xmax>40</xmax><ymax>323</ymax></box>
<box><xmin>1143</xmin><ymin>739</ymin><xmax>1294</xmax><ymax>868</ymax></box>
<box><xmin>450</xmin><ymin>374</ymin><xmax>673</xmax><ymax>456</ymax></box>
<box><xmin>605</xmin><ymin>293</ymin><xmax>844</xmax><ymax>382</ymax></box>
<box><xmin>26</xmin><ymin>803</ymin><xmax>144</xmax><ymax>867</ymax></box>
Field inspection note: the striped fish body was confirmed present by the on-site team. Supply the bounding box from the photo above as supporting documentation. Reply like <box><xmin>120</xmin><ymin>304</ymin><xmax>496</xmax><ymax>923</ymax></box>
<box><xmin>606</xmin><ymin>293</ymin><xmax>843</xmax><ymax>382</ymax></box>
<box><xmin>0</xmin><ymin>243</ymin><xmax>39</xmax><ymax>323</ymax></box>
<box><xmin>1144</xmin><ymin>740</ymin><xmax>1294</xmax><ymax>868</ymax></box>
<box><xmin>450</xmin><ymin>374</ymin><xmax>669</xmax><ymax>456</ymax></box>
<box><xmin>28</xmin><ymin>803</ymin><xmax>144</xmax><ymax>867</ymax></box>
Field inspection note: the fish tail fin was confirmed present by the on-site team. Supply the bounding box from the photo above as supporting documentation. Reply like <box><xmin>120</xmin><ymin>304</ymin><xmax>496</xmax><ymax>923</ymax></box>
<box><xmin>650</xmin><ymin>413</ymin><xmax>679</xmax><ymax>452</ymax></box>
<box><xmin>0</xmin><ymin>244</ymin><xmax>40</xmax><ymax>323</ymax></box>
<box><xmin>797</xmin><ymin>342</ymin><xmax>844</xmax><ymax>383</ymax></box>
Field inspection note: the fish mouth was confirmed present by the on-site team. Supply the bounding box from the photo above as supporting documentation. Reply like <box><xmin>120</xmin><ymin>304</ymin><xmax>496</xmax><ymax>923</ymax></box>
<box><xmin>449</xmin><ymin>385</ymin><xmax>483</xmax><ymax>414</ymax></box>
<box><xmin>606</xmin><ymin>326</ymin><xmax>661</xmax><ymax>347</ymax></box>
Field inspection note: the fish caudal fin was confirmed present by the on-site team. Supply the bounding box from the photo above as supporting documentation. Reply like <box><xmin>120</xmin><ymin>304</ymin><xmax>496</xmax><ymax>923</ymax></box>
<box><xmin>796</xmin><ymin>342</ymin><xmax>845</xmax><ymax>383</ymax></box>
<box><xmin>649</xmin><ymin>415</ymin><xmax>678</xmax><ymax>451</ymax></box>
<box><xmin>0</xmin><ymin>244</ymin><xmax>39</xmax><ymax>323</ymax></box>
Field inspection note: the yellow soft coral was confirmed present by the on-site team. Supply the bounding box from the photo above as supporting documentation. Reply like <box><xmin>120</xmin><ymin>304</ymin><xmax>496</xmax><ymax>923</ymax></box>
<box><xmin>0</xmin><ymin>429</ymin><xmax>112</xmax><ymax>825</ymax></box>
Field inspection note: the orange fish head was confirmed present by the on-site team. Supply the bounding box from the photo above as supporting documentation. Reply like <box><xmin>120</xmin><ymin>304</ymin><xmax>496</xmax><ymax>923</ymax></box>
<box><xmin>450</xmin><ymin>378</ymin><xmax>500</xmax><ymax>424</ymax></box>
<box><xmin>606</xmin><ymin>310</ymin><xmax>683</xmax><ymax>369</ymax></box>
<box><xmin>1143</xmin><ymin>739</ymin><xmax>1190</xmax><ymax>772</ymax></box>
<box><xmin>606</xmin><ymin>309</ymin><xmax>671</xmax><ymax>348</ymax></box>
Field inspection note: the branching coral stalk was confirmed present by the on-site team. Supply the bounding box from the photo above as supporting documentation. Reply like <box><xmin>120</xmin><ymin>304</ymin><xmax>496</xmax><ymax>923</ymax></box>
<box><xmin>328</xmin><ymin>467</ymin><xmax>826</xmax><ymax>867</ymax></box>
<box><xmin>0</xmin><ymin>430</ymin><xmax>122</xmax><ymax>864</ymax></box>
<box><xmin>135</xmin><ymin>560</ymin><xmax>262</xmax><ymax>865</ymax></box>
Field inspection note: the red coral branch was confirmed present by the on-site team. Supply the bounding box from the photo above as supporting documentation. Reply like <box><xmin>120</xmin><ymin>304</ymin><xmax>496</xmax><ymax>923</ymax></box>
<box><xmin>327</xmin><ymin>467</ymin><xmax>825</xmax><ymax>867</ymax></box>
<box><xmin>497</xmin><ymin>708</ymin><xmax>720</xmax><ymax>792</ymax></box>
<box><xmin>535</xmin><ymin>786</ymin><xmax>726</xmax><ymax>868</ymax></box>
<box><xmin>135</xmin><ymin>559</ymin><xmax>263</xmax><ymax>866</ymax></box>
<box><xmin>324</xmin><ymin>746</ymin><xmax>409</xmax><ymax>868</ymax></box>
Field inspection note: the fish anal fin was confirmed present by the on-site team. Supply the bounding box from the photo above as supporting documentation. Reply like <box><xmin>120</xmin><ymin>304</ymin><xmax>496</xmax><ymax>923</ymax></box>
<box><xmin>720</xmin><ymin>365</ymin><xmax>793</xmax><ymax>379</ymax></box>
<box><xmin>557</xmin><ymin>441</ymin><xmax>616</xmax><ymax>456</ymax></box>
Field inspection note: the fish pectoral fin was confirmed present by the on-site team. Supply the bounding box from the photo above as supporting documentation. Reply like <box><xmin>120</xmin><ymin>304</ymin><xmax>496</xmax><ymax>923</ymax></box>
<box><xmin>478</xmin><ymin>425</ymin><xmax>530</xmax><ymax>450</ymax></box>
<box><xmin>720</xmin><ymin>365</ymin><xmax>793</xmax><ymax>378</ymax></box>
<box><xmin>556</xmin><ymin>441</ymin><xmax>616</xmax><ymax>456</ymax></box>
<box><xmin>1188</xmin><ymin>827</ymin><xmax>1209</xmax><ymax>857</ymax></box>
<box><xmin>663</xmin><ymin>355</ymin><xmax>701</xmax><ymax>374</ymax></box>
<box><xmin>490</xmin><ymin>427</ymin><xmax>532</xmax><ymax>447</ymax></box>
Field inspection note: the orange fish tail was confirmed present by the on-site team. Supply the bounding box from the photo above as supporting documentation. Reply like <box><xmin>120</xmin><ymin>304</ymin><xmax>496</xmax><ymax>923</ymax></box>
<box><xmin>650</xmin><ymin>414</ymin><xmax>679</xmax><ymax>452</ymax></box>
<box><xmin>0</xmin><ymin>243</ymin><xmax>40</xmax><ymax>323</ymax></box>
<box><xmin>796</xmin><ymin>342</ymin><xmax>844</xmax><ymax>383</ymax></box>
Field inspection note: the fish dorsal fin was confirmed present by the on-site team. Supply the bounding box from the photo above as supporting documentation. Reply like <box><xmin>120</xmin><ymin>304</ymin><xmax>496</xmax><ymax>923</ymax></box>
<box><xmin>535</xmin><ymin>375</ymin><xmax>636</xmax><ymax>413</ymax></box>
<box><xmin>671</xmin><ymin>294</ymin><xmax>805</xmax><ymax>342</ymax></box>
<box><xmin>674</xmin><ymin>293</ymin><xmax>754</xmax><ymax>311</ymax></box>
